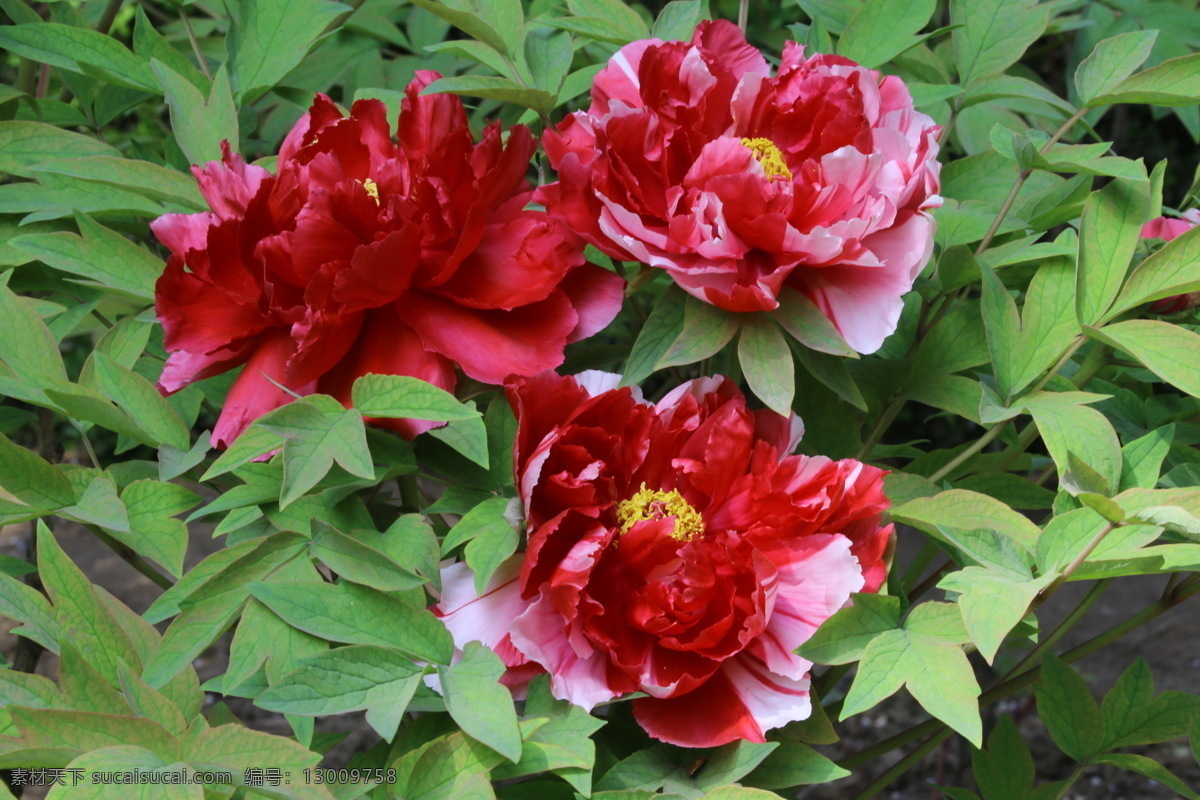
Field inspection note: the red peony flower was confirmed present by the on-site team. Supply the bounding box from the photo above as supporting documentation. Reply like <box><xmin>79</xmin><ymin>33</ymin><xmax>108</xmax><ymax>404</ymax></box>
<box><xmin>151</xmin><ymin>72</ymin><xmax>624</xmax><ymax>447</ymax></box>
<box><xmin>435</xmin><ymin>371</ymin><xmax>892</xmax><ymax>747</ymax></box>
<box><xmin>538</xmin><ymin>21</ymin><xmax>941</xmax><ymax>354</ymax></box>
<box><xmin>1142</xmin><ymin>209</ymin><xmax>1200</xmax><ymax>313</ymax></box>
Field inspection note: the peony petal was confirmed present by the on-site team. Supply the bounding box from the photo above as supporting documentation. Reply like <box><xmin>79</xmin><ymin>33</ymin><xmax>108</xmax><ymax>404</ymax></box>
<box><xmin>558</xmin><ymin>262</ymin><xmax>626</xmax><ymax>341</ymax></box>
<box><xmin>509</xmin><ymin>591</ymin><xmax>622</xmax><ymax>710</ymax></box>
<box><xmin>211</xmin><ymin>330</ymin><xmax>311</xmax><ymax>448</ymax></box>
<box><xmin>150</xmin><ymin>211</ymin><xmax>218</xmax><ymax>257</ymax></box>
<box><xmin>191</xmin><ymin>142</ymin><xmax>270</xmax><ymax>218</ymax></box>
<box><xmin>436</xmin><ymin>557</ymin><xmax>534</xmax><ymax>671</ymax></box>
<box><xmin>632</xmin><ymin>651</ymin><xmax>811</xmax><ymax>747</ymax></box>
<box><xmin>316</xmin><ymin>305</ymin><xmax>456</xmax><ymax>439</ymax></box>
<box><xmin>748</xmin><ymin>534</ymin><xmax>863</xmax><ymax>680</ymax></box>
<box><xmin>403</xmin><ymin>290</ymin><xmax>578</xmax><ymax>385</ymax></box>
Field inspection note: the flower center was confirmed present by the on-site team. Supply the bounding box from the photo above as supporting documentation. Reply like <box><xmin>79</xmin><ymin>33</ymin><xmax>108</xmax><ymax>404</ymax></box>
<box><xmin>361</xmin><ymin>178</ymin><xmax>380</xmax><ymax>205</ymax></box>
<box><xmin>741</xmin><ymin>137</ymin><xmax>793</xmax><ymax>181</ymax></box>
<box><xmin>616</xmin><ymin>483</ymin><xmax>704</xmax><ymax>542</ymax></box>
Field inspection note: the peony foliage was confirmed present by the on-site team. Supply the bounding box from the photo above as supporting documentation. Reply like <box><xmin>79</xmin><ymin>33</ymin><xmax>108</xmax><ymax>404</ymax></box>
<box><xmin>1</xmin><ymin>0</ymin><xmax>1200</xmax><ymax>799</ymax></box>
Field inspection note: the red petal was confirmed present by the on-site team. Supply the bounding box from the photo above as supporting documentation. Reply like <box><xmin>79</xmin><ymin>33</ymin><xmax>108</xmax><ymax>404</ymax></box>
<box><xmin>558</xmin><ymin>262</ymin><xmax>626</xmax><ymax>341</ymax></box>
<box><xmin>212</xmin><ymin>330</ymin><xmax>310</xmax><ymax>448</ymax></box>
<box><xmin>403</xmin><ymin>290</ymin><xmax>578</xmax><ymax>385</ymax></box>
<box><xmin>316</xmin><ymin>305</ymin><xmax>456</xmax><ymax>439</ymax></box>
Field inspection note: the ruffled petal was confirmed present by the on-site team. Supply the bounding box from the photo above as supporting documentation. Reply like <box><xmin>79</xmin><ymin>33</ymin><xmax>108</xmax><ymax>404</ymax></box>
<box><xmin>211</xmin><ymin>330</ymin><xmax>310</xmax><ymax>448</ymax></box>
<box><xmin>633</xmin><ymin>651</ymin><xmax>811</xmax><ymax>747</ymax></box>
<box><xmin>403</xmin><ymin>290</ymin><xmax>578</xmax><ymax>385</ymax></box>
<box><xmin>436</xmin><ymin>557</ymin><xmax>535</xmax><ymax>673</ymax></box>
<box><xmin>509</xmin><ymin>591</ymin><xmax>622</xmax><ymax>711</ymax></box>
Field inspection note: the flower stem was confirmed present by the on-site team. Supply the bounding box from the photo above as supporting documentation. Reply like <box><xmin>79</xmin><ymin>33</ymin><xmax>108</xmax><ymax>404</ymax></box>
<box><xmin>975</xmin><ymin>109</ymin><xmax>1087</xmax><ymax>256</ymax></box>
<box><xmin>87</xmin><ymin>525</ymin><xmax>174</xmax><ymax>590</ymax></box>
<box><xmin>179</xmin><ymin>7</ymin><xmax>213</xmax><ymax>81</ymax></box>
<box><xmin>737</xmin><ymin>0</ymin><xmax>750</xmax><ymax>33</ymax></box>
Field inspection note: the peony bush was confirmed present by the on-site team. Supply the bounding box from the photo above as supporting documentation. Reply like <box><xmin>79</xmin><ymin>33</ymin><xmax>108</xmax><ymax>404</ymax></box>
<box><xmin>2</xmin><ymin>1</ymin><xmax>1200</xmax><ymax>799</ymax></box>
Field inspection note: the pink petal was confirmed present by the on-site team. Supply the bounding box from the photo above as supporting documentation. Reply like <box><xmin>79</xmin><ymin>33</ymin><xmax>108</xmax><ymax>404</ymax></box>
<box><xmin>748</xmin><ymin>534</ymin><xmax>863</xmax><ymax>680</ymax></box>
<box><xmin>436</xmin><ymin>557</ymin><xmax>534</xmax><ymax>672</ymax></box>
<box><xmin>558</xmin><ymin>263</ymin><xmax>626</xmax><ymax>341</ymax></box>
<box><xmin>509</xmin><ymin>591</ymin><xmax>620</xmax><ymax>711</ymax></box>
<box><xmin>633</xmin><ymin>651</ymin><xmax>811</xmax><ymax>747</ymax></box>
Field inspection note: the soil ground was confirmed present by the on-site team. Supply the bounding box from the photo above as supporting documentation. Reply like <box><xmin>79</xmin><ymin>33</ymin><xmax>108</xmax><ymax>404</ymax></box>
<box><xmin>1</xmin><ymin>521</ymin><xmax>1197</xmax><ymax>799</ymax></box>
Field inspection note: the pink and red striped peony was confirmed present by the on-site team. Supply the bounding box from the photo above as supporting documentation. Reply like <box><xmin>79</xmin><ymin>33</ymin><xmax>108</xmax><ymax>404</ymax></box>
<box><xmin>435</xmin><ymin>371</ymin><xmax>892</xmax><ymax>747</ymax></box>
<box><xmin>539</xmin><ymin>20</ymin><xmax>942</xmax><ymax>354</ymax></box>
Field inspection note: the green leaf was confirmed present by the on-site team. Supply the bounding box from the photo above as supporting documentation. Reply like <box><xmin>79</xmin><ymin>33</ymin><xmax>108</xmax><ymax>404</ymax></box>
<box><xmin>1090</xmin><ymin>52</ymin><xmax>1200</xmax><ymax>108</ymax></box>
<box><xmin>1127</xmin><ymin>505</ymin><xmax>1200</xmax><ymax>539</ymax></box>
<box><xmin>50</xmin><ymin>746</ymin><xmax>200</xmax><ymax>800</ymax></box>
<box><xmin>1120</xmin><ymin>426</ymin><xmax>1173</xmax><ymax>492</ymax></box>
<box><xmin>422</xmin><ymin>76</ymin><xmax>555</xmax><ymax>115</ymax></box>
<box><xmin>1087</xmin><ymin>320</ymin><xmax>1200</xmax><ymax>399</ymax></box>
<box><xmin>1009</xmin><ymin>256</ymin><xmax>1081</xmax><ymax>395</ymax></box>
<box><xmin>0</xmin><ymin>570</ymin><xmax>65</xmax><ymax>653</ymax></box>
<box><xmin>425</xmin><ymin>40</ymin><xmax>516</xmax><ymax>80</ymax></box>
<box><xmin>1075</xmin><ymin>30</ymin><xmax>1158</xmax><ymax>106</ymax></box>
<box><xmin>841</xmin><ymin>602</ymin><xmax>980</xmax><ymax>745</ymax></box>
<box><xmin>544</xmin><ymin>15</ymin><xmax>640</xmax><ymax>45</ymax></box>
<box><xmin>1091</xmin><ymin>754</ymin><xmax>1200</xmax><ymax>800</ymax></box>
<box><xmin>902</xmin><ymin>374</ymin><xmax>984</xmax><ymax>424</ymax></box>
<box><xmin>951</xmin><ymin>0</ymin><xmax>1048</xmax><ymax>85</ymax></box>
<box><xmin>188</xmin><ymin>724</ymin><xmax>330</xmax><ymax>800</ymax></box>
<box><xmin>652</xmin><ymin>1</ymin><xmax>703</xmax><ymax>41</ymax></box>
<box><xmin>3</xmin><ymin>706</ymin><xmax>180</xmax><ymax>766</ymax></box>
<box><xmin>1076</xmin><ymin>174</ymin><xmax>1152</xmax><ymax>326</ymax></box>
<box><xmin>979</xmin><ymin>262</ymin><xmax>1021</xmax><ymax>398</ymax></box>
<box><xmin>1028</xmin><ymin>403</ymin><xmax>1122</xmax><ymax>493</ymax></box>
<box><xmin>438</xmin><ymin>641</ymin><xmax>524</xmax><ymax>762</ymax></box>
<box><xmin>408</xmin><ymin>0</ymin><xmax>511</xmax><ymax>54</ymax></box>
<box><xmin>0</xmin><ymin>273</ymin><xmax>66</xmax><ymax>384</ymax></box>
<box><xmin>891</xmin><ymin>490</ymin><xmax>1040</xmax><ymax>547</ymax></box>
<box><xmin>353</xmin><ymin>374</ymin><xmax>484</xmax><ymax>421</ymax></box>
<box><xmin>1100</xmin><ymin>659</ymin><xmax>1200</xmax><ymax>750</ymax></box>
<box><xmin>1112</xmin><ymin>225</ymin><xmax>1200</xmax><ymax>315</ymax></box>
<box><xmin>493</xmin><ymin>674</ymin><xmax>604</xmax><ymax>792</ymax></box>
<box><xmin>32</xmin><ymin>156</ymin><xmax>205</xmax><ymax>210</ymax></box>
<box><xmin>793</xmin><ymin>343</ymin><xmax>866</xmax><ymax>412</ymax></box>
<box><xmin>797</xmin><ymin>594</ymin><xmax>902</xmax><ymax>665</ymax></box>
<box><xmin>152</xmin><ymin>60</ymin><xmax>239</xmax><ymax>166</ymax></box>
<box><xmin>251</xmin><ymin>395</ymin><xmax>375</xmax><ymax>508</ymax></box>
<box><xmin>838</xmin><ymin>0</ymin><xmax>935</xmax><ymax>68</ymax></box>
<box><xmin>227</xmin><ymin>0</ymin><xmax>348</xmax><ymax>103</ymax></box>
<box><xmin>770</xmin><ymin>287</ymin><xmax>857</xmax><ymax>358</ymax></box>
<box><xmin>427</xmin><ymin>408</ymin><xmax>490</xmax><ymax>469</ymax></box>
<box><xmin>0</xmin><ymin>23</ymin><xmax>157</xmax><ymax>91</ymax></box>
<box><xmin>938</xmin><ymin>567</ymin><xmax>1049</xmax><ymax>663</ymax></box>
<box><xmin>0</xmin><ymin>432</ymin><xmax>74</xmax><ymax>510</ymax></box>
<box><xmin>738</xmin><ymin>318</ymin><xmax>794</xmax><ymax>416</ymax></box>
<box><xmin>743</xmin><ymin>740</ymin><xmax>849</xmax><ymax>789</ymax></box>
<box><xmin>248</xmin><ymin>580</ymin><xmax>453</xmax><ymax>663</ymax></box>
<box><xmin>1035</xmin><ymin>655</ymin><xmax>1102</xmax><ymax>762</ymax></box>
<box><xmin>623</xmin><ymin>284</ymin><xmax>687</xmax><ymax>386</ymax></box>
<box><xmin>224</xmin><ymin>591</ymin><xmax>326</xmax><ymax>691</ymax></box>
<box><xmin>657</xmin><ymin>296</ymin><xmax>739</xmax><ymax>369</ymax></box>
<box><xmin>116</xmin><ymin>661</ymin><xmax>188</xmax><ymax>740</ymax></box>
<box><xmin>93</xmin><ymin>353</ymin><xmax>189</xmax><ymax>450</ymax></box>
<box><xmin>0</xmin><ymin>121</ymin><xmax>119</xmax><ymax>178</ymax></box>
<box><xmin>9</xmin><ymin>212</ymin><xmax>164</xmax><ymax>301</ymax></box>
<box><xmin>118</xmin><ymin>480</ymin><xmax>200</xmax><ymax>579</ymax></box>
<box><xmin>310</xmin><ymin>525</ymin><xmax>426</xmax><ymax>592</ymax></box>
<box><xmin>256</xmin><ymin>645</ymin><xmax>423</xmax><ymax>741</ymax></box>
<box><xmin>36</xmin><ymin>522</ymin><xmax>140</xmax><ymax>684</ymax></box>
<box><xmin>568</xmin><ymin>0</ymin><xmax>649</xmax><ymax>41</ymax></box>
<box><xmin>523</xmin><ymin>27</ymin><xmax>573</xmax><ymax>95</ymax></box>
<box><xmin>971</xmin><ymin>715</ymin><xmax>1035</xmax><ymax>800</ymax></box>
<box><xmin>141</xmin><ymin>534</ymin><xmax>308</xmax><ymax>687</ymax></box>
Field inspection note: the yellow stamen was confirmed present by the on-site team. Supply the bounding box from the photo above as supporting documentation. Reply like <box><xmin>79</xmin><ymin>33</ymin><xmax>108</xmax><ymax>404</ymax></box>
<box><xmin>615</xmin><ymin>483</ymin><xmax>704</xmax><ymax>542</ymax></box>
<box><xmin>361</xmin><ymin>178</ymin><xmax>380</xmax><ymax>205</ymax></box>
<box><xmin>741</xmin><ymin>137</ymin><xmax>793</xmax><ymax>181</ymax></box>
